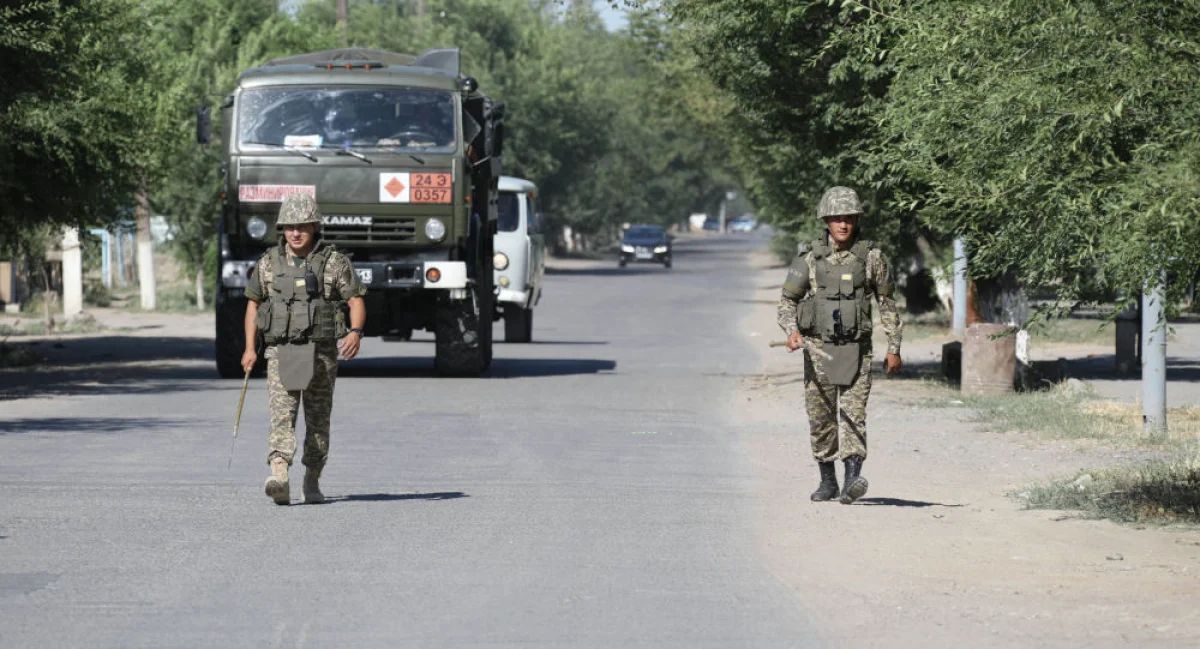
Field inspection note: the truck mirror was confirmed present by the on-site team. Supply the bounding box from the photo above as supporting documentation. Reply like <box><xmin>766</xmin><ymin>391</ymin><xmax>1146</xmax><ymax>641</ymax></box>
<box><xmin>493</xmin><ymin>122</ymin><xmax>504</xmax><ymax>157</ymax></box>
<box><xmin>196</xmin><ymin>105</ymin><xmax>212</xmax><ymax>145</ymax></box>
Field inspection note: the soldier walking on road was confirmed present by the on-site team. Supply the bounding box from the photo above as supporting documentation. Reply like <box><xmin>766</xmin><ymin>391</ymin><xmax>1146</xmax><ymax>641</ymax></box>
<box><xmin>242</xmin><ymin>193</ymin><xmax>367</xmax><ymax>505</ymax></box>
<box><xmin>777</xmin><ymin>187</ymin><xmax>903</xmax><ymax>504</ymax></box>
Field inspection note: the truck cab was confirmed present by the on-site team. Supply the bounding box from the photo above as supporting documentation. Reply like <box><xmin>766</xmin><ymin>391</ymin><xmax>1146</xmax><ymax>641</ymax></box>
<box><xmin>201</xmin><ymin>47</ymin><xmax>504</xmax><ymax>377</ymax></box>
<box><xmin>493</xmin><ymin>176</ymin><xmax>545</xmax><ymax>342</ymax></box>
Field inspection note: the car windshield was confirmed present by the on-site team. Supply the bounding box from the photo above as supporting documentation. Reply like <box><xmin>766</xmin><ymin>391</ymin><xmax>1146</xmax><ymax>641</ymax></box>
<box><xmin>624</xmin><ymin>226</ymin><xmax>663</xmax><ymax>239</ymax></box>
<box><xmin>238</xmin><ymin>87</ymin><xmax>456</xmax><ymax>152</ymax></box>
<box><xmin>498</xmin><ymin>192</ymin><xmax>520</xmax><ymax>232</ymax></box>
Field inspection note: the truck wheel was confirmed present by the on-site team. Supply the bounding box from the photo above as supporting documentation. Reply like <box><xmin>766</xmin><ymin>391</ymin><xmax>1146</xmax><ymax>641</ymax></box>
<box><xmin>216</xmin><ymin>297</ymin><xmax>261</xmax><ymax>378</ymax></box>
<box><xmin>504</xmin><ymin>305</ymin><xmax>533</xmax><ymax>343</ymax></box>
<box><xmin>433</xmin><ymin>288</ymin><xmax>493</xmax><ymax>376</ymax></box>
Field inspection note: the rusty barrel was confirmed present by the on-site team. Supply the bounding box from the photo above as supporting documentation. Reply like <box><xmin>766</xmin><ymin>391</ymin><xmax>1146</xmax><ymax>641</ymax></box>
<box><xmin>962</xmin><ymin>323</ymin><xmax>1016</xmax><ymax>395</ymax></box>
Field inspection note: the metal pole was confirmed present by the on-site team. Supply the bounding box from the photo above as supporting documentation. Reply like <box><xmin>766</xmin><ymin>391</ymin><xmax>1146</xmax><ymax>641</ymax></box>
<box><xmin>90</xmin><ymin>229</ymin><xmax>111</xmax><ymax>289</ymax></box>
<box><xmin>1142</xmin><ymin>272</ymin><xmax>1167</xmax><ymax>436</ymax></box>
<box><xmin>953</xmin><ymin>237</ymin><xmax>968</xmax><ymax>337</ymax></box>
<box><xmin>114</xmin><ymin>229</ymin><xmax>125</xmax><ymax>286</ymax></box>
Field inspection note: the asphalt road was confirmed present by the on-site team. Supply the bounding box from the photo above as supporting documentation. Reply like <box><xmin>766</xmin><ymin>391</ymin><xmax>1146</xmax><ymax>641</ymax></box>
<box><xmin>0</xmin><ymin>233</ymin><xmax>823</xmax><ymax>648</ymax></box>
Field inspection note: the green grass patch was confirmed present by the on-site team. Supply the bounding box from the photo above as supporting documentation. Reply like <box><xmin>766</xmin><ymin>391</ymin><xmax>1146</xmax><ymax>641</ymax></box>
<box><xmin>1017</xmin><ymin>449</ymin><xmax>1200</xmax><ymax>525</ymax></box>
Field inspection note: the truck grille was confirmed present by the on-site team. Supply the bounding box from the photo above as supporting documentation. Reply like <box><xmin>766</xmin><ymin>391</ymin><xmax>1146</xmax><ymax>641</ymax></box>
<box><xmin>322</xmin><ymin>218</ymin><xmax>416</xmax><ymax>244</ymax></box>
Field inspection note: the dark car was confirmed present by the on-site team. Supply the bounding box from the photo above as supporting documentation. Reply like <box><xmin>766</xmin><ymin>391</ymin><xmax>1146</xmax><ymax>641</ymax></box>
<box><xmin>619</xmin><ymin>224</ymin><xmax>672</xmax><ymax>268</ymax></box>
<box><xmin>702</xmin><ymin>220</ymin><xmax>721</xmax><ymax>231</ymax></box>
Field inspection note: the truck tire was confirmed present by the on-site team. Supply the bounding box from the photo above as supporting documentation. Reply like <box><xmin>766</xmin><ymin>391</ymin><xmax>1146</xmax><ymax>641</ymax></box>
<box><xmin>504</xmin><ymin>305</ymin><xmax>533</xmax><ymax>343</ymax></box>
<box><xmin>216</xmin><ymin>296</ymin><xmax>262</xmax><ymax>378</ymax></box>
<box><xmin>433</xmin><ymin>287</ymin><xmax>493</xmax><ymax>376</ymax></box>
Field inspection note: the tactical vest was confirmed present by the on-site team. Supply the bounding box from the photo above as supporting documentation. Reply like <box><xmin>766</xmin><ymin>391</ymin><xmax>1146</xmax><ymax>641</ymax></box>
<box><xmin>791</xmin><ymin>238</ymin><xmax>875</xmax><ymax>343</ymax></box>
<box><xmin>255</xmin><ymin>244</ymin><xmax>341</xmax><ymax>345</ymax></box>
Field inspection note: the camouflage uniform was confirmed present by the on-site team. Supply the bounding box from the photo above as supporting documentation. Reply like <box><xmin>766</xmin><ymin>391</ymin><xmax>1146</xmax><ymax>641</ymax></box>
<box><xmin>778</xmin><ymin>244</ymin><xmax>902</xmax><ymax>462</ymax></box>
<box><xmin>245</xmin><ymin>246</ymin><xmax>365</xmax><ymax>470</ymax></box>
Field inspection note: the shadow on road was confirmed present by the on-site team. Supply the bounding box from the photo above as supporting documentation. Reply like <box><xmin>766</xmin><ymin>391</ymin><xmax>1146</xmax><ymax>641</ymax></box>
<box><xmin>546</xmin><ymin>266</ymin><xmax>666</xmax><ymax>277</ymax></box>
<box><xmin>855</xmin><ymin>497</ymin><xmax>964</xmax><ymax>508</ymax></box>
<box><xmin>1062</xmin><ymin>355</ymin><xmax>1200</xmax><ymax>383</ymax></box>
<box><xmin>0</xmin><ymin>416</ymin><xmax>191</xmax><ymax>435</ymax></box>
<box><xmin>0</xmin><ymin>363</ymin><xmax>232</xmax><ymax>401</ymax></box>
<box><xmin>340</xmin><ymin>357</ymin><xmax>617</xmax><ymax>378</ymax></box>
<box><xmin>324</xmin><ymin>491</ymin><xmax>469</xmax><ymax>504</ymax></box>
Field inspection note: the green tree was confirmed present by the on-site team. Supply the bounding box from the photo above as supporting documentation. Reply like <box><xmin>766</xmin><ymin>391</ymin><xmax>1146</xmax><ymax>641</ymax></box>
<box><xmin>0</xmin><ymin>0</ymin><xmax>154</xmax><ymax>255</ymax></box>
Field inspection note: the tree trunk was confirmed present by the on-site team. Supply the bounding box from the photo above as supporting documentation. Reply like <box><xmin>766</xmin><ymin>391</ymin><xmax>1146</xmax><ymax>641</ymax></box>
<box><xmin>195</xmin><ymin>266</ymin><xmax>205</xmax><ymax>309</ymax></box>
<box><xmin>136</xmin><ymin>189</ymin><xmax>157</xmax><ymax>310</ymax></box>
<box><xmin>38</xmin><ymin>262</ymin><xmax>55</xmax><ymax>333</ymax></box>
<box><xmin>336</xmin><ymin>0</ymin><xmax>348</xmax><ymax>46</ymax></box>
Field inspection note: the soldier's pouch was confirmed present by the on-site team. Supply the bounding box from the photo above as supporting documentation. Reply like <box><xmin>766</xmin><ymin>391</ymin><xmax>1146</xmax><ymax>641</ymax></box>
<box><xmin>289</xmin><ymin>303</ymin><xmax>312</xmax><ymax>338</ymax></box>
<box><xmin>254</xmin><ymin>299</ymin><xmax>273</xmax><ymax>331</ymax></box>
<box><xmin>824</xmin><ymin>342</ymin><xmax>863</xmax><ymax>387</ymax></box>
<box><xmin>796</xmin><ymin>298</ymin><xmax>816</xmax><ymax>334</ymax></box>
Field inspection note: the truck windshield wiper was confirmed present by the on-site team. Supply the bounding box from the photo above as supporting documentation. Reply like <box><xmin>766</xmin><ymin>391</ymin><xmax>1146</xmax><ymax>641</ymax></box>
<box><xmin>241</xmin><ymin>141</ymin><xmax>318</xmax><ymax>163</ymax></box>
<box><xmin>336</xmin><ymin>148</ymin><xmax>373</xmax><ymax>164</ymax></box>
<box><xmin>376</xmin><ymin>147</ymin><xmax>424</xmax><ymax>165</ymax></box>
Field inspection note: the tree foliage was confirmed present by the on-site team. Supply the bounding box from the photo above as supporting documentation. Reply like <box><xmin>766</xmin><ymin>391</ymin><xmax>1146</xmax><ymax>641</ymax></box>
<box><xmin>668</xmin><ymin>0</ymin><xmax>1200</xmax><ymax>314</ymax></box>
<box><xmin>4</xmin><ymin>0</ymin><xmax>733</xmax><ymax>278</ymax></box>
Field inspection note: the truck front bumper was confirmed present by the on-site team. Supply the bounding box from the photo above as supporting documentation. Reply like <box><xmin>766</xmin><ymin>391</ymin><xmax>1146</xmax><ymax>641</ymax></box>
<box><xmin>497</xmin><ymin>287</ymin><xmax>530</xmax><ymax>305</ymax></box>
<box><xmin>350</xmin><ymin>260</ymin><xmax>468</xmax><ymax>290</ymax></box>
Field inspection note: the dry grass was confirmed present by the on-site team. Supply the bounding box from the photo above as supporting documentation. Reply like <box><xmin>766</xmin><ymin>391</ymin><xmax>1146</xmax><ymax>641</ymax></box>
<box><xmin>1019</xmin><ymin>449</ymin><xmax>1200</xmax><ymax>525</ymax></box>
<box><xmin>949</xmin><ymin>384</ymin><xmax>1200</xmax><ymax>525</ymax></box>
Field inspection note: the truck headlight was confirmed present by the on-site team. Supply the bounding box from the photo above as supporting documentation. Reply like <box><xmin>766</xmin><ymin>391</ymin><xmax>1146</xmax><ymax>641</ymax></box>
<box><xmin>620</xmin><ymin>244</ymin><xmax>635</xmax><ymax>253</ymax></box>
<box><xmin>493</xmin><ymin>252</ymin><xmax>509</xmax><ymax>270</ymax></box>
<box><xmin>654</xmin><ymin>246</ymin><xmax>668</xmax><ymax>253</ymax></box>
<box><xmin>221</xmin><ymin>261</ymin><xmax>255</xmax><ymax>288</ymax></box>
<box><xmin>424</xmin><ymin>218</ymin><xmax>446</xmax><ymax>242</ymax></box>
<box><xmin>246</xmin><ymin>217</ymin><xmax>268</xmax><ymax>240</ymax></box>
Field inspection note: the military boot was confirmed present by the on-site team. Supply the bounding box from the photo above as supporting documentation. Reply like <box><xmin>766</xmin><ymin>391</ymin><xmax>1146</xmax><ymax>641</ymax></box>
<box><xmin>810</xmin><ymin>461</ymin><xmax>840</xmax><ymax>502</ymax></box>
<box><xmin>303</xmin><ymin>466</ymin><xmax>324</xmax><ymax>504</ymax></box>
<box><xmin>839</xmin><ymin>455</ymin><xmax>869</xmax><ymax>504</ymax></box>
<box><xmin>264</xmin><ymin>457</ymin><xmax>290</xmax><ymax>505</ymax></box>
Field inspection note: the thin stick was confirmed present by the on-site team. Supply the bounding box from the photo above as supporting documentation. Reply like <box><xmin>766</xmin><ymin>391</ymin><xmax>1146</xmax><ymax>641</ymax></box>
<box><xmin>768</xmin><ymin>339</ymin><xmax>833</xmax><ymax>360</ymax></box>
<box><xmin>228</xmin><ymin>367</ymin><xmax>251</xmax><ymax>469</ymax></box>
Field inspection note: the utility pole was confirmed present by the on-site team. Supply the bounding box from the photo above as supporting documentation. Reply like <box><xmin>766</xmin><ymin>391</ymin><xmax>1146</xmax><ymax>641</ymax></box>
<box><xmin>953</xmin><ymin>237</ymin><xmax>968</xmax><ymax>337</ymax></box>
<box><xmin>336</xmin><ymin>0</ymin><xmax>348</xmax><ymax>47</ymax></box>
<box><xmin>1142</xmin><ymin>272</ymin><xmax>1168</xmax><ymax>435</ymax></box>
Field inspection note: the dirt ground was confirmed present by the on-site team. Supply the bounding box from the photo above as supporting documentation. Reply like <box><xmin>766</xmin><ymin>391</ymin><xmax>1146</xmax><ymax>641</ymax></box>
<box><xmin>735</xmin><ymin>252</ymin><xmax>1200</xmax><ymax>648</ymax></box>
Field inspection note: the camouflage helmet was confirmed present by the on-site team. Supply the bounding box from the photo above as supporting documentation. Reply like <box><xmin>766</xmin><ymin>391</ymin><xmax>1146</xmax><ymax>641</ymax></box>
<box><xmin>276</xmin><ymin>193</ymin><xmax>321</xmax><ymax>228</ymax></box>
<box><xmin>816</xmin><ymin>186</ymin><xmax>864</xmax><ymax>219</ymax></box>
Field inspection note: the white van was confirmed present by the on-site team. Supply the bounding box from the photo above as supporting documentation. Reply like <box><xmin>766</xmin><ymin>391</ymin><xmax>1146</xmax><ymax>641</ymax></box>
<box><xmin>493</xmin><ymin>176</ymin><xmax>545</xmax><ymax>342</ymax></box>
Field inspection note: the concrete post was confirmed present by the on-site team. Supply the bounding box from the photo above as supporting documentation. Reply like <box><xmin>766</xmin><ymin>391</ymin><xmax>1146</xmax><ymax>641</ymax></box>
<box><xmin>62</xmin><ymin>227</ymin><xmax>83</xmax><ymax>317</ymax></box>
<box><xmin>1142</xmin><ymin>274</ymin><xmax>1167</xmax><ymax>435</ymax></box>
<box><xmin>953</xmin><ymin>237</ymin><xmax>968</xmax><ymax>337</ymax></box>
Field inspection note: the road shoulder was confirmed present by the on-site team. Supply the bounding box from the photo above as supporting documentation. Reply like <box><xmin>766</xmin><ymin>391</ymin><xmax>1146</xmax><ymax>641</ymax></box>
<box><xmin>733</xmin><ymin>251</ymin><xmax>1200</xmax><ymax>649</ymax></box>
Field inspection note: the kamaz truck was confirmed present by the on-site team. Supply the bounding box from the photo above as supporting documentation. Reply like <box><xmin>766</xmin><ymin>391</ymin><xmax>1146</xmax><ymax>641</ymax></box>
<box><xmin>197</xmin><ymin>47</ymin><xmax>504</xmax><ymax>377</ymax></box>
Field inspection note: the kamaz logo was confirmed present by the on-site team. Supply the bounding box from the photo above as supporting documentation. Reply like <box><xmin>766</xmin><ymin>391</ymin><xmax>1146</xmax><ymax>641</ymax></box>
<box><xmin>323</xmin><ymin>215</ymin><xmax>373</xmax><ymax>227</ymax></box>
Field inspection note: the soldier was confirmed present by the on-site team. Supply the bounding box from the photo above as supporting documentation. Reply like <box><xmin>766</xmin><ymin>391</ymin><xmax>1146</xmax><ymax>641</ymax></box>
<box><xmin>777</xmin><ymin>186</ymin><xmax>903</xmax><ymax>504</ymax></box>
<box><xmin>241</xmin><ymin>193</ymin><xmax>367</xmax><ymax>505</ymax></box>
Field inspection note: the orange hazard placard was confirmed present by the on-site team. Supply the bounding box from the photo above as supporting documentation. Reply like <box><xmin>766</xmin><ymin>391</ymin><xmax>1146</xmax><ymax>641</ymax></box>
<box><xmin>411</xmin><ymin>173</ymin><xmax>452</xmax><ymax>204</ymax></box>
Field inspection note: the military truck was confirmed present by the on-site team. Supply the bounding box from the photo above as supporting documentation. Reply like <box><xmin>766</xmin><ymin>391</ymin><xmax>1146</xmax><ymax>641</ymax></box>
<box><xmin>197</xmin><ymin>47</ymin><xmax>504</xmax><ymax>377</ymax></box>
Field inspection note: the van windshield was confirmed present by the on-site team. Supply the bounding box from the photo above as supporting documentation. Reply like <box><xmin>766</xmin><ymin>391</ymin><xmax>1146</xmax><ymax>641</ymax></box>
<box><xmin>498</xmin><ymin>192</ymin><xmax>521</xmax><ymax>232</ymax></box>
<box><xmin>238</xmin><ymin>87</ymin><xmax>456</xmax><ymax>152</ymax></box>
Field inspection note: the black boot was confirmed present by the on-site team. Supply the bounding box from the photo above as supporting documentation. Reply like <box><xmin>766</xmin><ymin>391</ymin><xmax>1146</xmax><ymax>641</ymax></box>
<box><xmin>810</xmin><ymin>462</ymin><xmax>840</xmax><ymax>502</ymax></box>
<box><xmin>840</xmin><ymin>455</ymin><xmax>869</xmax><ymax>504</ymax></box>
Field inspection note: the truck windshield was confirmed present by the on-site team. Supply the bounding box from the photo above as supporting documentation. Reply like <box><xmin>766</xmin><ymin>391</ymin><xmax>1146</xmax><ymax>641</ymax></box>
<box><xmin>238</xmin><ymin>87</ymin><xmax>456</xmax><ymax>152</ymax></box>
<box><xmin>498</xmin><ymin>192</ymin><xmax>521</xmax><ymax>232</ymax></box>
